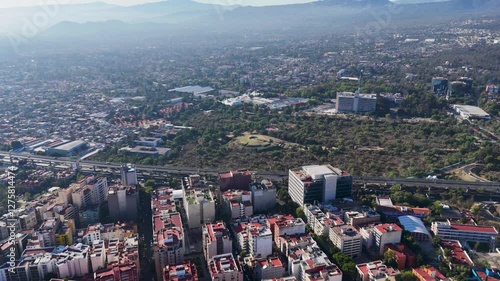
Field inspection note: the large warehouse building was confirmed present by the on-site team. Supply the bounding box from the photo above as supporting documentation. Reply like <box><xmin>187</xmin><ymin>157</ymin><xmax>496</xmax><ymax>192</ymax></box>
<box><xmin>453</xmin><ymin>105</ymin><xmax>491</xmax><ymax>120</ymax></box>
<box><xmin>47</xmin><ymin>140</ymin><xmax>88</xmax><ymax>156</ymax></box>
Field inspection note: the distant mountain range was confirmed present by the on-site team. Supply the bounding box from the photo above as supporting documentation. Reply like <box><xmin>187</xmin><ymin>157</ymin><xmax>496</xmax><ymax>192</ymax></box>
<box><xmin>390</xmin><ymin>0</ymin><xmax>448</xmax><ymax>3</ymax></box>
<box><xmin>316</xmin><ymin>0</ymin><xmax>390</xmax><ymax>5</ymax></box>
<box><xmin>0</xmin><ymin>0</ymin><xmax>498</xmax><ymax>52</ymax></box>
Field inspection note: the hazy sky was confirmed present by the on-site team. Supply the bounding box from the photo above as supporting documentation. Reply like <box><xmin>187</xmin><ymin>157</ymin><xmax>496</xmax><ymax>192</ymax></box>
<box><xmin>0</xmin><ymin>0</ymin><xmax>449</xmax><ymax>9</ymax></box>
<box><xmin>0</xmin><ymin>0</ymin><xmax>319</xmax><ymax>9</ymax></box>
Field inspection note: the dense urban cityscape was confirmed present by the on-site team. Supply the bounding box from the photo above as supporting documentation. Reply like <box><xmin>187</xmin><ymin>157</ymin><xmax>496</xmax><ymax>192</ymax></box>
<box><xmin>0</xmin><ymin>0</ymin><xmax>499</xmax><ymax>281</ymax></box>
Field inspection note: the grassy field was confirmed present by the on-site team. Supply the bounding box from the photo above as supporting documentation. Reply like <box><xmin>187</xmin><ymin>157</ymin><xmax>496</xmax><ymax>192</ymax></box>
<box><xmin>231</xmin><ymin>133</ymin><xmax>304</xmax><ymax>156</ymax></box>
<box><xmin>236</xmin><ymin>133</ymin><xmax>280</xmax><ymax>148</ymax></box>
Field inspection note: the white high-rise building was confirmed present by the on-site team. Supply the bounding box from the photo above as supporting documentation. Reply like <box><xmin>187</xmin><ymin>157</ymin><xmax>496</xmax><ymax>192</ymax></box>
<box><xmin>373</xmin><ymin>224</ymin><xmax>403</xmax><ymax>255</ymax></box>
<box><xmin>247</xmin><ymin>223</ymin><xmax>273</xmax><ymax>259</ymax></box>
<box><xmin>53</xmin><ymin>243</ymin><xmax>91</xmax><ymax>279</ymax></box>
<box><xmin>288</xmin><ymin>165</ymin><xmax>352</xmax><ymax>206</ymax></box>
<box><xmin>336</xmin><ymin>92</ymin><xmax>377</xmax><ymax>113</ymax></box>
<box><xmin>90</xmin><ymin>240</ymin><xmax>106</xmax><ymax>272</ymax></box>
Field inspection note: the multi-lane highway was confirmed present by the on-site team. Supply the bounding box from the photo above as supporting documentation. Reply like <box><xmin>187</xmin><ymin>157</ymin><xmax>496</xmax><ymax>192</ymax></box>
<box><xmin>356</xmin><ymin>176</ymin><xmax>499</xmax><ymax>189</ymax></box>
<box><xmin>1</xmin><ymin>151</ymin><xmax>499</xmax><ymax>190</ymax></box>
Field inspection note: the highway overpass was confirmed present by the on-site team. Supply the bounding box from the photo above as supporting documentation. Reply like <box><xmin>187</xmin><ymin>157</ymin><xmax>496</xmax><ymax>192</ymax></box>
<box><xmin>1</xmin><ymin>152</ymin><xmax>499</xmax><ymax>190</ymax></box>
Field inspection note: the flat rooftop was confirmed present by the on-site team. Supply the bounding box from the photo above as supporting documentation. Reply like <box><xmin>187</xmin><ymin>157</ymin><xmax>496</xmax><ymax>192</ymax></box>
<box><xmin>292</xmin><ymin>165</ymin><xmax>349</xmax><ymax>181</ymax></box>
<box><xmin>331</xmin><ymin>225</ymin><xmax>361</xmax><ymax>237</ymax></box>
<box><xmin>138</xmin><ymin>137</ymin><xmax>162</xmax><ymax>141</ymax></box>
<box><xmin>169</xmin><ymin>85</ymin><xmax>214</xmax><ymax>95</ymax></box>
<box><xmin>53</xmin><ymin>140</ymin><xmax>86</xmax><ymax>151</ymax></box>
<box><xmin>449</xmin><ymin>223</ymin><xmax>498</xmax><ymax>234</ymax></box>
<box><xmin>130</xmin><ymin>146</ymin><xmax>171</xmax><ymax>155</ymax></box>
<box><xmin>453</xmin><ymin>105</ymin><xmax>490</xmax><ymax>118</ymax></box>
<box><xmin>376</xmin><ymin>196</ymin><xmax>393</xmax><ymax>207</ymax></box>
<box><xmin>219</xmin><ymin>170</ymin><xmax>251</xmax><ymax>178</ymax></box>
<box><xmin>375</xmin><ymin>223</ymin><xmax>403</xmax><ymax>234</ymax></box>
<box><xmin>337</xmin><ymin>92</ymin><xmax>376</xmax><ymax>99</ymax></box>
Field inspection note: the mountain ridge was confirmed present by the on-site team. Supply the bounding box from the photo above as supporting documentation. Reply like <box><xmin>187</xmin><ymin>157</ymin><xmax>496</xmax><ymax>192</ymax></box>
<box><xmin>1</xmin><ymin>0</ymin><xmax>497</xmax><ymax>52</ymax></box>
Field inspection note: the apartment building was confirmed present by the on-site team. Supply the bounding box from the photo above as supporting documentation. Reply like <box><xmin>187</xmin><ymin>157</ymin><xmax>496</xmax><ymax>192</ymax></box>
<box><xmin>208</xmin><ymin>254</ymin><xmax>243</xmax><ymax>281</ymax></box>
<box><xmin>222</xmin><ymin>190</ymin><xmax>253</xmax><ymax>219</ymax></box>
<box><xmin>356</xmin><ymin>261</ymin><xmax>400</xmax><ymax>281</ymax></box>
<box><xmin>250</xmin><ymin>181</ymin><xmax>277</xmax><ymax>212</ymax></box>
<box><xmin>0</xmin><ymin>260</ymin><xmax>30</xmax><ymax>281</ymax></box>
<box><xmin>107</xmin><ymin>185</ymin><xmax>139</xmax><ymax>222</ymax></box>
<box><xmin>94</xmin><ymin>262</ymin><xmax>139</xmax><ymax>281</ymax></box>
<box><xmin>184</xmin><ymin>188</ymin><xmax>215</xmax><ymax>229</ymax></box>
<box><xmin>90</xmin><ymin>240</ymin><xmax>106</xmax><ymax>273</ymax></box>
<box><xmin>218</xmin><ymin>170</ymin><xmax>252</xmax><ymax>191</ymax></box>
<box><xmin>55</xmin><ymin>219</ymin><xmax>74</xmax><ymax>246</ymax></box>
<box><xmin>153</xmin><ymin>214</ymin><xmax>184</xmax><ymax>279</ymax></box>
<box><xmin>329</xmin><ymin>226</ymin><xmax>362</xmax><ymax>257</ymax></box>
<box><xmin>254</xmin><ymin>257</ymin><xmax>285</xmax><ymax>280</ymax></box>
<box><xmin>272</xmin><ymin>216</ymin><xmax>306</xmax><ymax>246</ymax></box>
<box><xmin>203</xmin><ymin>222</ymin><xmax>232</xmax><ymax>262</ymax></box>
<box><xmin>287</xmin><ymin>245</ymin><xmax>342</xmax><ymax>281</ymax></box>
<box><xmin>163</xmin><ymin>262</ymin><xmax>199</xmax><ymax>281</ymax></box>
<box><xmin>70</xmin><ymin>177</ymin><xmax>108</xmax><ymax>208</ymax></box>
<box><xmin>304</xmin><ymin>204</ymin><xmax>344</xmax><ymax>236</ymax></box>
<box><xmin>276</xmin><ymin>234</ymin><xmax>317</xmax><ymax>256</ymax></box>
<box><xmin>37</xmin><ymin>218</ymin><xmax>60</xmax><ymax>247</ymax></box>
<box><xmin>231</xmin><ymin>219</ymin><xmax>274</xmax><ymax>259</ymax></box>
<box><xmin>343</xmin><ymin>209</ymin><xmax>380</xmax><ymax>227</ymax></box>
<box><xmin>151</xmin><ymin>188</ymin><xmax>185</xmax><ymax>281</ymax></box>
<box><xmin>373</xmin><ymin>224</ymin><xmax>403</xmax><ymax>256</ymax></box>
